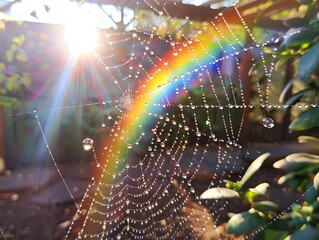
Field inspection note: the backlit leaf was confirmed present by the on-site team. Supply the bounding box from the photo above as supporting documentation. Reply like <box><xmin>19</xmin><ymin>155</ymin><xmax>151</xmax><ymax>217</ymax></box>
<box><xmin>6</xmin><ymin>50</ymin><xmax>14</xmax><ymax>63</ymax></box>
<box><xmin>16</xmin><ymin>49</ymin><xmax>28</xmax><ymax>62</ymax></box>
<box><xmin>289</xmin><ymin>107</ymin><xmax>319</xmax><ymax>131</ymax></box>
<box><xmin>200</xmin><ymin>187</ymin><xmax>239</xmax><ymax>199</ymax></box>
<box><xmin>239</xmin><ymin>153</ymin><xmax>270</xmax><ymax>187</ymax></box>
<box><xmin>0</xmin><ymin>95</ymin><xmax>16</xmax><ymax>106</ymax></box>
<box><xmin>226</xmin><ymin>211</ymin><xmax>267</xmax><ymax>234</ymax></box>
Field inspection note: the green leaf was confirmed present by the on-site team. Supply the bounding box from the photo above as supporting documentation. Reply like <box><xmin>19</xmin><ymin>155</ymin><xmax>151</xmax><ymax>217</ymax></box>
<box><xmin>6</xmin><ymin>81</ymin><xmax>20</xmax><ymax>92</ymax></box>
<box><xmin>273</xmin><ymin>153</ymin><xmax>319</xmax><ymax>171</ymax></box>
<box><xmin>200</xmin><ymin>187</ymin><xmax>239</xmax><ymax>199</ymax></box>
<box><xmin>245</xmin><ymin>183</ymin><xmax>270</xmax><ymax>203</ymax></box>
<box><xmin>279</xmin><ymin>27</ymin><xmax>319</xmax><ymax>51</ymax></box>
<box><xmin>275</xmin><ymin>54</ymin><xmax>292</xmax><ymax>71</ymax></box>
<box><xmin>0</xmin><ymin>95</ymin><xmax>16</xmax><ymax>106</ymax></box>
<box><xmin>253</xmin><ymin>201</ymin><xmax>279</xmax><ymax>214</ymax></box>
<box><xmin>226</xmin><ymin>211</ymin><xmax>267</xmax><ymax>234</ymax></box>
<box><xmin>238</xmin><ymin>153</ymin><xmax>270</xmax><ymax>188</ymax></box>
<box><xmin>298</xmin><ymin>43</ymin><xmax>319</xmax><ymax>81</ymax></box>
<box><xmin>277</xmin><ymin>172</ymin><xmax>297</xmax><ymax>185</ymax></box>
<box><xmin>298</xmin><ymin>136</ymin><xmax>319</xmax><ymax>149</ymax></box>
<box><xmin>6</xmin><ymin>50</ymin><xmax>14</xmax><ymax>62</ymax></box>
<box><xmin>224</xmin><ymin>180</ymin><xmax>241</xmax><ymax>191</ymax></box>
<box><xmin>279</xmin><ymin>77</ymin><xmax>299</xmax><ymax>103</ymax></box>
<box><xmin>289</xmin><ymin>107</ymin><xmax>319</xmax><ymax>131</ymax></box>
<box><xmin>20</xmin><ymin>74</ymin><xmax>31</xmax><ymax>88</ymax></box>
<box><xmin>12</xmin><ymin>35</ymin><xmax>25</xmax><ymax>45</ymax></box>
<box><xmin>285</xmin><ymin>17</ymin><xmax>310</xmax><ymax>28</ymax></box>
<box><xmin>304</xmin><ymin>185</ymin><xmax>318</xmax><ymax>202</ymax></box>
<box><xmin>255</xmin><ymin>228</ymin><xmax>288</xmax><ymax>240</ymax></box>
<box><xmin>284</xmin><ymin>89</ymin><xmax>312</xmax><ymax>106</ymax></box>
<box><xmin>313</xmin><ymin>172</ymin><xmax>319</xmax><ymax>192</ymax></box>
<box><xmin>287</xmin><ymin>224</ymin><xmax>319</xmax><ymax>240</ymax></box>
<box><xmin>16</xmin><ymin>49</ymin><xmax>28</xmax><ymax>62</ymax></box>
<box><xmin>254</xmin><ymin>182</ymin><xmax>270</xmax><ymax>195</ymax></box>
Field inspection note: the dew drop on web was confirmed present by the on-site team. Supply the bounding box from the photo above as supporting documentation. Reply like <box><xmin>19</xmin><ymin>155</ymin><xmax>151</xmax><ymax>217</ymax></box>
<box><xmin>262</xmin><ymin>117</ymin><xmax>274</xmax><ymax>129</ymax></box>
<box><xmin>82</xmin><ymin>138</ymin><xmax>94</xmax><ymax>151</ymax></box>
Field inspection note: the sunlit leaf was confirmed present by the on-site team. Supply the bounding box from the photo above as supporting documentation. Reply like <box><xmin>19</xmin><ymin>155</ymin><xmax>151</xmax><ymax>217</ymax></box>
<box><xmin>16</xmin><ymin>49</ymin><xmax>28</xmax><ymax>62</ymax></box>
<box><xmin>200</xmin><ymin>187</ymin><xmax>239</xmax><ymax>199</ymax></box>
<box><xmin>238</xmin><ymin>153</ymin><xmax>270</xmax><ymax>187</ymax></box>
<box><xmin>245</xmin><ymin>183</ymin><xmax>270</xmax><ymax>203</ymax></box>
<box><xmin>6</xmin><ymin>50</ymin><xmax>14</xmax><ymax>63</ymax></box>
<box><xmin>6</xmin><ymin>81</ymin><xmax>19</xmax><ymax>92</ymax></box>
<box><xmin>0</xmin><ymin>95</ymin><xmax>16</xmax><ymax>106</ymax></box>
<box><xmin>289</xmin><ymin>107</ymin><xmax>319</xmax><ymax>131</ymax></box>
<box><xmin>224</xmin><ymin>180</ymin><xmax>241</xmax><ymax>191</ymax></box>
<box><xmin>252</xmin><ymin>201</ymin><xmax>279</xmax><ymax>213</ymax></box>
<box><xmin>226</xmin><ymin>211</ymin><xmax>267</xmax><ymax>234</ymax></box>
<box><xmin>253</xmin><ymin>182</ymin><xmax>270</xmax><ymax>195</ymax></box>
<box><xmin>277</xmin><ymin>172</ymin><xmax>297</xmax><ymax>185</ymax></box>
<box><xmin>0</xmin><ymin>20</ymin><xmax>5</xmax><ymax>31</ymax></box>
<box><xmin>298</xmin><ymin>136</ymin><xmax>319</xmax><ymax>149</ymax></box>
<box><xmin>12</xmin><ymin>35</ymin><xmax>25</xmax><ymax>45</ymax></box>
<box><xmin>273</xmin><ymin>153</ymin><xmax>319</xmax><ymax>171</ymax></box>
<box><xmin>313</xmin><ymin>172</ymin><xmax>319</xmax><ymax>192</ymax></box>
<box><xmin>0</xmin><ymin>62</ymin><xmax>5</xmax><ymax>70</ymax></box>
<box><xmin>20</xmin><ymin>74</ymin><xmax>31</xmax><ymax>88</ymax></box>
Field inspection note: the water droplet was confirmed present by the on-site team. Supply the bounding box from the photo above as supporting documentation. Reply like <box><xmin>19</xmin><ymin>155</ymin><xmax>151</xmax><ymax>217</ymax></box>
<box><xmin>184</xmin><ymin>126</ymin><xmax>189</xmax><ymax>131</ymax></box>
<box><xmin>161</xmin><ymin>142</ymin><xmax>165</xmax><ymax>148</ymax></box>
<box><xmin>196</xmin><ymin>132</ymin><xmax>201</xmax><ymax>137</ymax></box>
<box><xmin>82</xmin><ymin>138</ymin><xmax>94</xmax><ymax>151</ymax></box>
<box><xmin>262</xmin><ymin>117</ymin><xmax>274</xmax><ymax>129</ymax></box>
<box><xmin>127</xmin><ymin>144</ymin><xmax>132</xmax><ymax>149</ymax></box>
<box><xmin>101</xmin><ymin>122</ymin><xmax>106</xmax><ymax>127</ymax></box>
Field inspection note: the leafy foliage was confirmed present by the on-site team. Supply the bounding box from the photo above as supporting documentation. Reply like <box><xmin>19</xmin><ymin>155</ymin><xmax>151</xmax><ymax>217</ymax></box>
<box><xmin>0</xmin><ymin>30</ymin><xmax>31</xmax><ymax>106</ymax></box>
<box><xmin>271</xmin><ymin>0</ymin><xmax>319</xmax><ymax>131</ymax></box>
<box><xmin>200</xmin><ymin>153</ymin><xmax>278</xmax><ymax>235</ymax></box>
<box><xmin>201</xmin><ymin>135</ymin><xmax>319</xmax><ymax>239</ymax></box>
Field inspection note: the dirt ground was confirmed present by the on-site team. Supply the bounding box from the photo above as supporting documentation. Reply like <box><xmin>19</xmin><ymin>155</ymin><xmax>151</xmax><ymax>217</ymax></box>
<box><xmin>0</xmin><ymin>161</ymin><xmax>301</xmax><ymax>240</ymax></box>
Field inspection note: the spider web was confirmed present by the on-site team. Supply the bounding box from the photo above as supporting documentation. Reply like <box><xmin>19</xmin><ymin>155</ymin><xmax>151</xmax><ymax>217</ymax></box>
<box><xmin>0</xmin><ymin>1</ymin><xmax>312</xmax><ymax>240</ymax></box>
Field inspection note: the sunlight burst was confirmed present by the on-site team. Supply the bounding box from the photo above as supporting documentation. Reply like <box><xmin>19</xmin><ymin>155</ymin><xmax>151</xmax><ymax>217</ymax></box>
<box><xmin>65</xmin><ymin>20</ymin><xmax>97</xmax><ymax>54</ymax></box>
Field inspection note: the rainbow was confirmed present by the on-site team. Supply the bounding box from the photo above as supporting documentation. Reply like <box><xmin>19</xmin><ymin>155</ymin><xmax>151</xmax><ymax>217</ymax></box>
<box><xmin>75</xmin><ymin>23</ymin><xmax>247</xmax><ymax>237</ymax></box>
<box><xmin>99</xmin><ymin>24</ymin><xmax>245</xmax><ymax>180</ymax></box>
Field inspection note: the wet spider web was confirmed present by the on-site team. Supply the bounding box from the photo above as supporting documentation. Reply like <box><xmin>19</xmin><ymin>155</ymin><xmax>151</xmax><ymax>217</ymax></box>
<box><xmin>0</xmin><ymin>1</ymin><xmax>314</xmax><ymax>240</ymax></box>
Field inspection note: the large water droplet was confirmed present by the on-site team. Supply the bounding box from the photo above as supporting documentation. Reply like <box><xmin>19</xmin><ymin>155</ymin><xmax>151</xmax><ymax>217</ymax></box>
<box><xmin>262</xmin><ymin>117</ymin><xmax>274</xmax><ymax>129</ymax></box>
<box><xmin>82</xmin><ymin>138</ymin><xmax>94</xmax><ymax>151</ymax></box>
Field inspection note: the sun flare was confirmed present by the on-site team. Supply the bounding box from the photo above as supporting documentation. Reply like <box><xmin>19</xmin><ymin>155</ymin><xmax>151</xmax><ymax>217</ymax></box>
<box><xmin>64</xmin><ymin>20</ymin><xmax>97</xmax><ymax>54</ymax></box>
